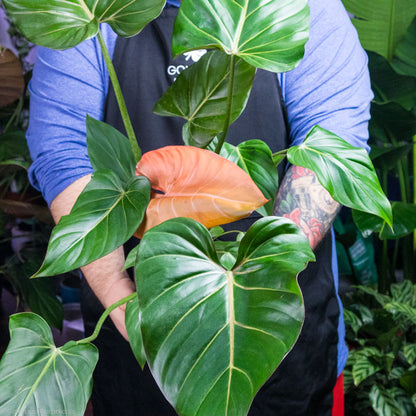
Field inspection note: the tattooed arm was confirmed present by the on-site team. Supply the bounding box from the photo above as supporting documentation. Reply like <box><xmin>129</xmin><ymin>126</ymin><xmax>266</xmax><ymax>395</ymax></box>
<box><xmin>273</xmin><ymin>165</ymin><xmax>341</xmax><ymax>250</ymax></box>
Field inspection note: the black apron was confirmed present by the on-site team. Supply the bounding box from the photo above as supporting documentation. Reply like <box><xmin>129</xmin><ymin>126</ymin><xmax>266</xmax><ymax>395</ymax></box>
<box><xmin>81</xmin><ymin>6</ymin><xmax>339</xmax><ymax>416</ymax></box>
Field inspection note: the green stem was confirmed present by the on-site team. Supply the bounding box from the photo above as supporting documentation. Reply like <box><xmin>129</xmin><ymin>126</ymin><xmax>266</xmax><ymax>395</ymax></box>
<box><xmin>97</xmin><ymin>29</ymin><xmax>141</xmax><ymax>163</ymax></box>
<box><xmin>271</xmin><ymin>149</ymin><xmax>288</xmax><ymax>163</ymax></box>
<box><xmin>414</xmin><ymin>135</ymin><xmax>416</xmax><ymax>256</ymax></box>
<box><xmin>378</xmin><ymin>172</ymin><xmax>389</xmax><ymax>293</ymax></box>
<box><xmin>4</xmin><ymin>94</ymin><xmax>24</xmax><ymax>133</ymax></box>
<box><xmin>77</xmin><ymin>292</ymin><xmax>137</xmax><ymax>344</ymax></box>
<box><xmin>212</xmin><ymin>229</ymin><xmax>242</xmax><ymax>240</ymax></box>
<box><xmin>215</xmin><ymin>55</ymin><xmax>236</xmax><ymax>154</ymax></box>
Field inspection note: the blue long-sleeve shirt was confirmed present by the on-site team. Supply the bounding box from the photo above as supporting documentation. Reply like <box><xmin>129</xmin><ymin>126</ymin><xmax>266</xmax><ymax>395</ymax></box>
<box><xmin>25</xmin><ymin>0</ymin><xmax>373</xmax><ymax>375</ymax></box>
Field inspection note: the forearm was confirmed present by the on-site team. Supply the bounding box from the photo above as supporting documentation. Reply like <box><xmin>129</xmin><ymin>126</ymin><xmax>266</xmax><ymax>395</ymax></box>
<box><xmin>50</xmin><ymin>175</ymin><xmax>134</xmax><ymax>339</ymax></box>
<box><xmin>273</xmin><ymin>165</ymin><xmax>340</xmax><ymax>250</ymax></box>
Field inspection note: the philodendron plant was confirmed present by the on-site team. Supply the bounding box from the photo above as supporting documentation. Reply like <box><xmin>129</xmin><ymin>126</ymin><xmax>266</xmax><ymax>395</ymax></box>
<box><xmin>0</xmin><ymin>1</ymin><xmax>392</xmax><ymax>415</ymax></box>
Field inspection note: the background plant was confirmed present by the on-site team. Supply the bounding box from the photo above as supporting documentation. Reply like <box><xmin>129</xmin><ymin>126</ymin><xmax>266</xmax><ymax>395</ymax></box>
<box><xmin>342</xmin><ymin>0</ymin><xmax>416</xmax><ymax>290</ymax></box>
<box><xmin>0</xmin><ymin>6</ymin><xmax>61</xmax><ymax>329</ymax></box>
<box><xmin>343</xmin><ymin>280</ymin><xmax>416</xmax><ymax>415</ymax></box>
<box><xmin>0</xmin><ymin>1</ymin><xmax>392</xmax><ymax>415</ymax></box>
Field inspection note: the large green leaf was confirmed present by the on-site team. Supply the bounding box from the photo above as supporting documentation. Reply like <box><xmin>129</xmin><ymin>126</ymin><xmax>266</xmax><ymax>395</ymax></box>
<box><xmin>342</xmin><ymin>0</ymin><xmax>416</xmax><ymax>61</ymax></box>
<box><xmin>125</xmin><ymin>295</ymin><xmax>146</xmax><ymax>369</ymax></box>
<box><xmin>353</xmin><ymin>202</ymin><xmax>416</xmax><ymax>240</ymax></box>
<box><xmin>219</xmin><ymin>140</ymin><xmax>279</xmax><ymax>216</ymax></box>
<box><xmin>135</xmin><ymin>216</ymin><xmax>314</xmax><ymax>416</ymax></box>
<box><xmin>370</xmin><ymin>102</ymin><xmax>416</xmax><ymax>144</ymax></box>
<box><xmin>0</xmin><ymin>313</ymin><xmax>98</xmax><ymax>416</ymax></box>
<box><xmin>34</xmin><ymin>170</ymin><xmax>150</xmax><ymax>277</ymax></box>
<box><xmin>287</xmin><ymin>125</ymin><xmax>392</xmax><ymax>226</ymax></box>
<box><xmin>172</xmin><ymin>0</ymin><xmax>310</xmax><ymax>73</ymax></box>
<box><xmin>3</xmin><ymin>0</ymin><xmax>165</xmax><ymax>49</ymax></box>
<box><xmin>368</xmin><ymin>51</ymin><xmax>416</xmax><ymax>111</ymax></box>
<box><xmin>86</xmin><ymin>115</ymin><xmax>136</xmax><ymax>181</ymax></box>
<box><xmin>5</xmin><ymin>252</ymin><xmax>64</xmax><ymax>330</ymax></box>
<box><xmin>370</xmin><ymin>143</ymin><xmax>413</xmax><ymax>172</ymax></box>
<box><xmin>154</xmin><ymin>50</ymin><xmax>255</xmax><ymax>148</ymax></box>
<box><xmin>392</xmin><ymin>17</ymin><xmax>416</xmax><ymax>77</ymax></box>
<box><xmin>0</xmin><ymin>130</ymin><xmax>29</xmax><ymax>162</ymax></box>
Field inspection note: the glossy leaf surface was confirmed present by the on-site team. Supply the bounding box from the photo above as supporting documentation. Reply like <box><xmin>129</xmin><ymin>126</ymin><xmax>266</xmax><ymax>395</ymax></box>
<box><xmin>370</xmin><ymin>101</ymin><xmax>416</xmax><ymax>144</ymax></box>
<box><xmin>353</xmin><ymin>202</ymin><xmax>416</xmax><ymax>240</ymax></box>
<box><xmin>5</xmin><ymin>253</ymin><xmax>63</xmax><ymax>330</ymax></box>
<box><xmin>135</xmin><ymin>146</ymin><xmax>267</xmax><ymax>237</ymax></box>
<box><xmin>342</xmin><ymin>0</ymin><xmax>416</xmax><ymax>61</ymax></box>
<box><xmin>136</xmin><ymin>216</ymin><xmax>314</xmax><ymax>416</ymax></box>
<box><xmin>172</xmin><ymin>0</ymin><xmax>309</xmax><ymax>73</ymax></box>
<box><xmin>368</xmin><ymin>51</ymin><xmax>416</xmax><ymax>111</ymax></box>
<box><xmin>125</xmin><ymin>295</ymin><xmax>146</xmax><ymax>368</ymax></box>
<box><xmin>3</xmin><ymin>0</ymin><xmax>165</xmax><ymax>49</ymax></box>
<box><xmin>154</xmin><ymin>50</ymin><xmax>255</xmax><ymax>148</ymax></box>
<box><xmin>0</xmin><ymin>313</ymin><xmax>98</xmax><ymax>416</ymax></box>
<box><xmin>287</xmin><ymin>126</ymin><xmax>392</xmax><ymax>226</ymax></box>
<box><xmin>219</xmin><ymin>140</ymin><xmax>279</xmax><ymax>216</ymax></box>
<box><xmin>370</xmin><ymin>143</ymin><xmax>413</xmax><ymax>172</ymax></box>
<box><xmin>86</xmin><ymin>115</ymin><xmax>136</xmax><ymax>181</ymax></box>
<box><xmin>392</xmin><ymin>17</ymin><xmax>416</xmax><ymax>77</ymax></box>
<box><xmin>34</xmin><ymin>170</ymin><xmax>150</xmax><ymax>277</ymax></box>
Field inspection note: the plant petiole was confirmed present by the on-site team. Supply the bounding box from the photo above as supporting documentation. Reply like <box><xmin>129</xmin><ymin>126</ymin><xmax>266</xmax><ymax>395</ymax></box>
<box><xmin>97</xmin><ymin>28</ymin><xmax>142</xmax><ymax>163</ymax></box>
<box><xmin>77</xmin><ymin>292</ymin><xmax>137</xmax><ymax>344</ymax></box>
<box><xmin>215</xmin><ymin>54</ymin><xmax>236</xmax><ymax>154</ymax></box>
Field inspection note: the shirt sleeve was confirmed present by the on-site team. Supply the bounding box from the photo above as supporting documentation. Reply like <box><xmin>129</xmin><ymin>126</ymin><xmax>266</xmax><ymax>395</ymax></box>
<box><xmin>280</xmin><ymin>0</ymin><xmax>373</xmax><ymax>150</ymax></box>
<box><xmin>26</xmin><ymin>25</ymin><xmax>116</xmax><ymax>206</ymax></box>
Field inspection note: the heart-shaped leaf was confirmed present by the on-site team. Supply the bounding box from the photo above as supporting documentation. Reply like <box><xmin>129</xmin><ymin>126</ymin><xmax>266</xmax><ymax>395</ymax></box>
<box><xmin>287</xmin><ymin>125</ymin><xmax>392</xmax><ymax>226</ymax></box>
<box><xmin>135</xmin><ymin>146</ymin><xmax>268</xmax><ymax>237</ymax></box>
<box><xmin>0</xmin><ymin>313</ymin><xmax>98</xmax><ymax>416</ymax></box>
<box><xmin>86</xmin><ymin>115</ymin><xmax>136</xmax><ymax>181</ymax></box>
<box><xmin>125</xmin><ymin>295</ymin><xmax>146</xmax><ymax>369</ymax></box>
<box><xmin>218</xmin><ymin>140</ymin><xmax>279</xmax><ymax>216</ymax></box>
<box><xmin>3</xmin><ymin>0</ymin><xmax>165</xmax><ymax>49</ymax></box>
<box><xmin>135</xmin><ymin>216</ymin><xmax>314</xmax><ymax>416</ymax></box>
<box><xmin>353</xmin><ymin>202</ymin><xmax>416</xmax><ymax>239</ymax></box>
<box><xmin>154</xmin><ymin>50</ymin><xmax>255</xmax><ymax>148</ymax></box>
<box><xmin>34</xmin><ymin>170</ymin><xmax>151</xmax><ymax>277</ymax></box>
<box><xmin>172</xmin><ymin>0</ymin><xmax>310</xmax><ymax>73</ymax></box>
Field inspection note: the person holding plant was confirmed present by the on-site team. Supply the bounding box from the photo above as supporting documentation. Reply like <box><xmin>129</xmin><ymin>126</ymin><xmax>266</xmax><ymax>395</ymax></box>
<box><xmin>25</xmin><ymin>0</ymin><xmax>372</xmax><ymax>414</ymax></box>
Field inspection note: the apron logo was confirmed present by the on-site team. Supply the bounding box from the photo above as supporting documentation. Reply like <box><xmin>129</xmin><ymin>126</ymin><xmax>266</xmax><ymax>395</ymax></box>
<box><xmin>167</xmin><ymin>49</ymin><xmax>207</xmax><ymax>79</ymax></box>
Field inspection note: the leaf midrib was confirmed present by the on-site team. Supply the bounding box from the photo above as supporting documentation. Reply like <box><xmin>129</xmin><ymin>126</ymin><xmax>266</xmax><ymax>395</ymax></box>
<box><xmin>16</xmin><ymin>350</ymin><xmax>57</xmax><ymax>416</ymax></box>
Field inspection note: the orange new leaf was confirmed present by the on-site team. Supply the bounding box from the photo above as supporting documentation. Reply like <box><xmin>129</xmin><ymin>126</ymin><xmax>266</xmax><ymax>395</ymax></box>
<box><xmin>135</xmin><ymin>146</ymin><xmax>268</xmax><ymax>237</ymax></box>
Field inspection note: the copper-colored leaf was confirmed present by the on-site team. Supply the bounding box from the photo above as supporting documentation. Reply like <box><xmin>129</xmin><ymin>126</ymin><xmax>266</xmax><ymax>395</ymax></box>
<box><xmin>0</xmin><ymin>48</ymin><xmax>24</xmax><ymax>107</ymax></box>
<box><xmin>135</xmin><ymin>146</ymin><xmax>268</xmax><ymax>237</ymax></box>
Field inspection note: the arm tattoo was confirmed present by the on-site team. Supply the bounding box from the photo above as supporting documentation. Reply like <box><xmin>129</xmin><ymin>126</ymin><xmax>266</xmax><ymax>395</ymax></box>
<box><xmin>273</xmin><ymin>165</ymin><xmax>341</xmax><ymax>249</ymax></box>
